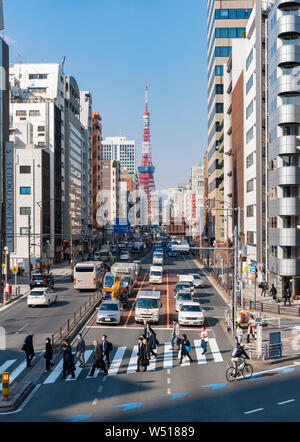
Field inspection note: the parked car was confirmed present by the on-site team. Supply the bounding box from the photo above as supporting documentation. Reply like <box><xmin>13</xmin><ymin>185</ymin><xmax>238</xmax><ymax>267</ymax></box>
<box><xmin>27</xmin><ymin>287</ymin><xmax>57</xmax><ymax>307</ymax></box>
<box><xmin>178</xmin><ymin>301</ymin><xmax>205</xmax><ymax>326</ymax></box>
<box><xmin>30</xmin><ymin>273</ymin><xmax>54</xmax><ymax>290</ymax></box>
<box><xmin>96</xmin><ymin>300</ymin><xmax>123</xmax><ymax>325</ymax></box>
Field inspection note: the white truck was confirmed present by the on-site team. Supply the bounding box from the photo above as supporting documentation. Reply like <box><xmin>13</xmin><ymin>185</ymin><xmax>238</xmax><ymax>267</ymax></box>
<box><xmin>111</xmin><ymin>262</ymin><xmax>137</xmax><ymax>280</ymax></box>
<box><xmin>172</xmin><ymin>240</ymin><xmax>190</xmax><ymax>254</ymax></box>
<box><xmin>149</xmin><ymin>265</ymin><xmax>163</xmax><ymax>284</ymax></box>
<box><xmin>135</xmin><ymin>290</ymin><xmax>162</xmax><ymax>323</ymax></box>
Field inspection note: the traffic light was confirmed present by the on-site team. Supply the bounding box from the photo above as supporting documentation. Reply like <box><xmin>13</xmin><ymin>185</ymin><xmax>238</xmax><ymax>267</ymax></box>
<box><xmin>236</xmin><ymin>280</ymin><xmax>241</xmax><ymax>292</ymax></box>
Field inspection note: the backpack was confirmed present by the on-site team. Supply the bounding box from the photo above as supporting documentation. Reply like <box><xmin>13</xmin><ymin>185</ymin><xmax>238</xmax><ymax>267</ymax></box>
<box><xmin>107</xmin><ymin>342</ymin><xmax>113</xmax><ymax>352</ymax></box>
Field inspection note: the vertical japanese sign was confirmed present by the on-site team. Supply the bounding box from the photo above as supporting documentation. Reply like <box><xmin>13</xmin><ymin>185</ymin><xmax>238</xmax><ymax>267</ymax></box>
<box><xmin>6</xmin><ymin>142</ymin><xmax>14</xmax><ymax>252</ymax></box>
<box><xmin>192</xmin><ymin>193</ymin><xmax>196</xmax><ymax>219</ymax></box>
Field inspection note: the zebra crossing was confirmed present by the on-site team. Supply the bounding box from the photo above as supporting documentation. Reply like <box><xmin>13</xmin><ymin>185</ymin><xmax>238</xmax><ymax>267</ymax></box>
<box><xmin>0</xmin><ymin>338</ymin><xmax>224</xmax><ymax>388</ymax></box>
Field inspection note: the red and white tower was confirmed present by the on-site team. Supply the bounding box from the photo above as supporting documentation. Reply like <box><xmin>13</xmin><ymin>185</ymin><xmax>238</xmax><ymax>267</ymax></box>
<box><xmin>138</xmin><ymin>83</ymin><xmax>157</xmax><ymax>223</ymax></box>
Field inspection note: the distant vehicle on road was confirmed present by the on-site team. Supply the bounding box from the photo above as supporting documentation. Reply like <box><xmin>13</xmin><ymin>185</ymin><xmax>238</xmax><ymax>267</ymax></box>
<box><xmin>149</xmin><ymin>265</ymin><xmax>163</xmax><ymax>284</ymax></box>
<box><xmin>120</xmin><ymin>251</ymin><xmax>130</xmax><ymax>261</ymax></box>
<box><xmin>96</xmin><ymin>300</ymin><xmax>123</xmax><ymax>325</ymax></box>
<box><xmin>171</xmin><ymin>240</ymin><xmax>190</xmax><ymax>254</ymax></box>
<box><xmin>73</xmin><ymin>261</ymin><xmax>105</xmax><ymax>291</ymax></box>
<box><xmin>135</xmin><ymin>290</ymin><xmax>162</xmax><ymax>323</ymax></box>
<box><xmin>27</xmin><ymin>287</ymin><xmax>57</xmax><ymax>307</ymax></box>
<box><xmin>192</xmin><ymin>273</ymin><xmax>204</xmax><ymax>288</ymax></box>
<box><xmin>30</xmin><ymin>273</ymin><xmax>54</xmax><ymax>290</ymax></box>
<box><xmin>175</xmin><ymin>281</ymin><xmax>194</xmax><ymax>294</ymax></box>
<box><xmin>175</xmin><ymin>290</ymin><xmax>193</xmax><ymax>312</ymax></box>
<box><xmin>178</xmin><ymin>301</ymin><xmax>205</xmax><ymax>326</ymax></box>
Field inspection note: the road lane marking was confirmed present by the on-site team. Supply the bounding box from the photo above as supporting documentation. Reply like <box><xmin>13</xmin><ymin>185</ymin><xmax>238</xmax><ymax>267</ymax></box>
<box><xmin>277</xmin><ymin>399</ymin><xmax>295</xmax><ymax>405</ymax></box>
<box><xmin>0</xmin><ymin>360</ymin><xmax>16</xmax><ymax>376</ymax></box>
<box><xmin>163</xmin><ymin>343</ymin><xmax>173</xmax><ymax>369</ymax></box>
<box><xmin>0</xmin><ymin>360</ymin><xmax>28</xmax><ymax>391</ymax></box>
<box><xmin>166</xmin><ymin>273</ymin><xmax>170</xmax><ymax>328</ymax></box>
<box><xmin>108</xmin><ymin>346</ymin><xmax>126</xmax><ymax>376</ymax></box>
<box><xmin>123</xmin><ymin>273</ymin><xmax>147</xmax><ymax>328</ymax></box>
<box><xmin>14</xmin><ymin>323</ymin><xmax>29</xmax><ymax>335</ymax></box>
<box><xmin>194</xmin><ymin>340</ymin><xmax>207</xmax><ymax>364</ymax></box>
<box><xmin>127</xmin><ymin>345</ymin><xmax>138</xmax><ymax>374</ymax></box>
<box><xmin>209</xmin><ymin>338</ymin><xmax>223</xmax><ymax>362</ymax></box>
<box><xmin>244</xmin><ymin>408</ymin><xmax>264</xmax><ymax>415</ymax></box>
<box><xmin>148</xmin><ymin>355</ymin><xmax>156</xmax><ymax>371</ymax></box>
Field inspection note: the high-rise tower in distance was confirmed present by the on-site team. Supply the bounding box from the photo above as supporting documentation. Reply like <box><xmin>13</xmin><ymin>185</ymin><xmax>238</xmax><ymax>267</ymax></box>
<box><xmin>138</xmin><ymin>83</ymin><xmax>156</xmax><ymax>223</ymax></box>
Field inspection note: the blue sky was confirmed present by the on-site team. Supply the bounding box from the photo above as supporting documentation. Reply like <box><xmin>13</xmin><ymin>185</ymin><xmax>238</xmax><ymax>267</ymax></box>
<box><xmin>3</xmin><ymin>0</ymin><xmax>208</xmax><ymax>190</ymax></box>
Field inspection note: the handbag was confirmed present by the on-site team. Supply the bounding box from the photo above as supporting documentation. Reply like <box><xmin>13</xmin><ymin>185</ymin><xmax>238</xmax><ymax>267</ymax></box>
<box><xmin>21</xmin><ymin>343</ymin><xmax>27</xmax><ymax>352</ymax></box>
<box><xmin>185</xmin><ymin>345</ymin><xmax>192</xmax><ymax>353</ymax></box>
<box><xmin>141</xmin><ymin>359</ymin><xmax>149</xmax><ymax>367</ymax></box>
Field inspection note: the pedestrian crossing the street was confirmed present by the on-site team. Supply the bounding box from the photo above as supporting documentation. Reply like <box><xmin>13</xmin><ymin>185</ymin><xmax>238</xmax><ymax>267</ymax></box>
<box><xmin>0</xmin><ymin>338</ymin><xmax>224</xmax><ymax>387</ymax></box>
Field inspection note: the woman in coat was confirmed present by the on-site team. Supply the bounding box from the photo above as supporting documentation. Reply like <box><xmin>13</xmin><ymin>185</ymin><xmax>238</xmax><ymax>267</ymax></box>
<box><xmin>61</xmin><ymin>339</ymin><xmax>75</xmax><ymax>379</ymax></box>
<box><xmin>44</xmin><ymin>337</ymin><xmax>54</xmax><ymax>372</ymax></box>
<box><xmin>179</xmin><ymin>334</ymin><xmax>193</xmax><ymax>364</ymax></box>
<box><xmin>147</xmin><ymin>329</ymin><xmax>157</xmax><ymax>359</ymax></box>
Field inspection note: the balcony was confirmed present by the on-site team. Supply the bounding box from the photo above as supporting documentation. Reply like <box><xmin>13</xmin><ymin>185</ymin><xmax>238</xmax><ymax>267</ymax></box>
<box><xmin>277</xmin><ymin>14</ymin><xmax>300</xmax><ymax>38</ymax></box>
<box><xmin>269</xmin><ymin>227</ymin><xmax>300</xmax><ymax>246</ymax></box>
<box><xmin>277</xmin><ymin>74</ymin><xmax>300</xmax><ymax>95</ymax></box>
<box><xmin>276</xmin><ymin>44</ymin><xmax>300</xmax><ymax>67</ymax></box>
<box><xmin>269</xmin><ymin>197</ymin><xmax>300</xmax><ymax>216</ymax></box>
<box><xmin>269</xmin><ymin>256</ymin><xmax>300</xmax><ymax>276</ymax></box>
<box><xmin>269</xmin><ymin>166</ymin><xmax>300</xmax><ymax>185</ymax></box>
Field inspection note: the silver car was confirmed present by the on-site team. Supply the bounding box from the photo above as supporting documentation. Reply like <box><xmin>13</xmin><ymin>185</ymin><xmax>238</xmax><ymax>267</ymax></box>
<box><xmin>96</xmin><ymin>300</ymin><xmax>123</xmax><ymax>325</ymax></box>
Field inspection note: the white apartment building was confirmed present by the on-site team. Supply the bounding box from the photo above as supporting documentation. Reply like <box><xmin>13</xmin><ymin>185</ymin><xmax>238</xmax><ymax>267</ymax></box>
<box><xmin>190</xmin><ymin>166</ymin><xmax>205</xmax><ymax>239</ymax></box>
<box><xmin>9</xmin><ymin>63</ymin><xmax>66</xmax><ymax>264</ymax></box>
<box><xmin>102</xmin><ymin>137</ymin><xmax>136</xmax><ymax>174</ymax></box>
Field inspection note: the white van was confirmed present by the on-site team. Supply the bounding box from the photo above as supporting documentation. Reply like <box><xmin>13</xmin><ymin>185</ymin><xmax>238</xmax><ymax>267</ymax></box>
<box><xmin>73</xmin><ymin>261</ymin><xmax>105</xmax><ymax>291</ymax></box>
<box><xmin>135</xmin><ymin>290</ymin><xmax>162</xmax><ymax>323</ymax></box>
<box><xmin>178</xmin><ymin>274</ymin><xmax>194</xmax><ymax>291</ymax></box>
<box><xmin>149</xmin><ymin>265</ymin><xmax>163</xmax><ymax>284</ymax></box>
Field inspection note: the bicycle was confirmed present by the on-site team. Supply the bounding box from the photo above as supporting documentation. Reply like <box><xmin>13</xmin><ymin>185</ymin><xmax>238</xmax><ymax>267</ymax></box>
<box><xmin>226</xmin><ymin>360</ymin><xmax>253</xmax><ymax>382</ymax></box>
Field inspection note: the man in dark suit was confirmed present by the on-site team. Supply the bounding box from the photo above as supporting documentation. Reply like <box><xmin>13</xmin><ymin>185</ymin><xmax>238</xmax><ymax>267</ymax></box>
<box><xmin>147</xmin><ymin>329</ymin><xmax>157</xmax><ymax>359</ymax></box>
<box><xmin>136</xmin><ymin>336</ymin><xmax>148</xmax><ymax>372</ymax></box>
<box><xmin>24</xmin><ymin>332</ymin><xmax>35</xmax><ymax>367</ymax></box>
<box><xmin>89</xmin><ymin>340</ymin><xmax>108</xmax><ymax>376</ymax></box>
<box><xmin>100</xmin><ymin>334</ymin><xmax>110</xmax><ymax>369</ymax></box>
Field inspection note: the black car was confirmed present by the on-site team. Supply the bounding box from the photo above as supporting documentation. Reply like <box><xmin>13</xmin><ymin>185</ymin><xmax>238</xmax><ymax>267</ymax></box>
<box><xmin>30</xmin><ymin>273</ymin><xmax>54</xmax><ymax>290</ymax></box>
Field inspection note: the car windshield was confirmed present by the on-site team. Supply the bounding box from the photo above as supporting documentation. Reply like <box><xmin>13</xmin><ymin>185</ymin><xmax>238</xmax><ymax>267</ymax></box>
<box><xmin>104</xmin><ymin>275</ymin><xmax>115</xmax><ymax>288</ymax></box>
<box><xmin>136</xmin><ymin>298</ymin><xmax>158</xmax><ymax>309</ymax></box>
<box><xmin>176</xmin><ymin>283</ymin><xmax>190</xmax><ymax>291</ymax></box>
<box><xmin>75</xmin><ymin>267</ymin><xmax>94</xmax><ymax>273</ymax></box>
<box><xmin>100</xmin><ymin>304</ymin><xmax>119</xmax><ymax>312</ymax></box>
<box><xmin>30</xmin><ymin>291</ymin><xmax>45</xmax><ymax>296</ymax></box>
<box><xmin>151</xmin><ymin>271</ymin><xmax>162</xmax><ymax>276</ymax></box>
<box><xmin>193</xmin><ymin>275</ymin><xmax>200</xmax><ymax>280</ymax></box>
<box><xmin>177</xmin><ymin>293</ymin><xmax>192</xmax><ymax>301</ymax></box>
<box><xmin>32</xmin><ymin>275</ymin><xmax>44</xmax><ymax>281</ymax></box>
<box><xmin>154</xmin><ymin>253</ymin><xmax>163</xmax><ymax>258</ymax></box>
<box><xmin>181</xmin><ymin>305</ymin><xmax>201</xmax><ymax>312</ymax></box>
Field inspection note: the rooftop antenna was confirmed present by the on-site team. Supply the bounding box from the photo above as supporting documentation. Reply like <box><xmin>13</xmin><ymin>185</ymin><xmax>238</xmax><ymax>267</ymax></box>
<box><xmin>61</xmin><ymin>56</ymin><xmax>66</xmax><ymax>71</ymax></box>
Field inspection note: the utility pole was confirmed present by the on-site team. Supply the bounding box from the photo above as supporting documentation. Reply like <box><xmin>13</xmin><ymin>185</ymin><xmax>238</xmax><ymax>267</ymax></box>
<box><xmin>233</xmin><ymin>224</ymin><xmax>238</xmax><ymax>333</ymax></box>
<box><xmin>28</xmin><ymin>214</ymin><xmax>31</xmax><ymax>285</ymax></box>
<box><xmin>70</xmin><ymin>212</ymin><xmax>73</xmax><ymax>269</ymax></box>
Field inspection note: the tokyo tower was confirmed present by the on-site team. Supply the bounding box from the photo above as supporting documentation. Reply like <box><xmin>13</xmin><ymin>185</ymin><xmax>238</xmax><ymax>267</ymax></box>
<box><xmin>138</xmin><ymin>83</ymin><xmax>157</xmax><ymax>223</ymax></box>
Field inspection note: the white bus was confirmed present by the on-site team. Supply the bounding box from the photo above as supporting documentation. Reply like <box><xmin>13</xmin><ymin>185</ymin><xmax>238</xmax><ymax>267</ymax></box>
<box><xmin>73</xmin><ymin>261</ymin><xmax>105</xmax><ymax>291</ymax></box>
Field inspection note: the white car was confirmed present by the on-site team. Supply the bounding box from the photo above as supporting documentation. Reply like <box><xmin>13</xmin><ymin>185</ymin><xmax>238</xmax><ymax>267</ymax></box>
<box><xmin>178</xmin><ymin>301</ymin><xmax>205</xmax><ymax>326</ymax></box>
<box><xmin>120</xmin><ymin>251</ymin><xmax>130</xmax><ymax>261</ymax></box>
<box><xmin>192</xmin><ymin>274</ymin><xmax>204</xmax><ymax>288</ymax></box>
<box><xmin>27</xmin><ymin>287</ymin><xmax>57</xmax><ymax>307</ymax></box>
<box><xmin>175</xmin><ymin>290</ymin><xmax>193</xmax><ymax>312</ymax></box>
<box><xmin>96</xmin><ymin>300</ymin><xmax>123</xmax><ymax>325</ymax></box>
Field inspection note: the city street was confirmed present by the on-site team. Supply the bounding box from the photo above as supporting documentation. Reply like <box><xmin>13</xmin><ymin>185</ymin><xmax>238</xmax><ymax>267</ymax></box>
<box><xmin>0</xmin><ymin>252</ymin><xmax>297</xmax><ymax>422</ymax></box>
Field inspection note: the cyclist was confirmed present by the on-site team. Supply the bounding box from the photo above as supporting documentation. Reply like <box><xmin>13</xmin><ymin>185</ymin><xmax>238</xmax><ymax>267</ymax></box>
<box><xmin>231</xmin><ymin>344</ymin><xmax>249</xmax><ymax>374</ymax></box>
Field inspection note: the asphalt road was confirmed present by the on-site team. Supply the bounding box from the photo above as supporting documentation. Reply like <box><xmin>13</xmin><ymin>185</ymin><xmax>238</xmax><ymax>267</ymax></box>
<box><xmin>1</xmin><ymin>252</ymin><xmax>300</xmax><ymax>422</ymax></box>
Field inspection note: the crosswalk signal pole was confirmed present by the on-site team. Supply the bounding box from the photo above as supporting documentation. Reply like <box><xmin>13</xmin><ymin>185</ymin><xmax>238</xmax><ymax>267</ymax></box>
<box><xmin>233</xmin><ymin>225</ymin><xmax>238</xmax><ymax>333</ymax></box>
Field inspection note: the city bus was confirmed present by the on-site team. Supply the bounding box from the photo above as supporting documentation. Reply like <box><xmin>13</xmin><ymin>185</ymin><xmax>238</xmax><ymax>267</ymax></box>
<box><xmin>73</xmin><ymin>261</ymin><xmax>105</xmax><ymax>291</ymax></box>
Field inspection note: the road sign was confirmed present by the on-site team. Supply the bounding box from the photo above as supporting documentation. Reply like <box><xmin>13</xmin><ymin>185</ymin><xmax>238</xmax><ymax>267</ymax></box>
<box><xmin>251</xmin><ymin>262</ymin><xmax>258</xmax><ymax>268</ymax></box>
<box><xmin>243</xmin><ymin>246</ymin><xmax>247</xmax><ymax>255</ymax></box>
<box><xmin>11</xmin><ymin>267</ymin><xmax>18</xmax><ymax>274</ymax></box>
<box><xmin>250</xmin><ymin>267</ymin><xmax>256</xmax><ymax>273</ymax></box>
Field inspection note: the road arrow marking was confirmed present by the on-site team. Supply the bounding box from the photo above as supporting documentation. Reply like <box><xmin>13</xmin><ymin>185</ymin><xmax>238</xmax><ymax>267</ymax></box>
<box><xmin>113</xmin><ymin>403</ymin><xmax>143</xmax><ymax>411</ymax></box>
<box><xmin>201</xmin><ymin>383</ymin><xmax>227</xmax><ymax>391</ymax></box>
<box><xmin>167</xmin><ymin>392</ymin><xmax>188</xmax><ymax>400</ymax></box>
<box><xmin>64</xmin><ymin>414</ymin><xmax>92</xmax><ymax>422</ymax></box>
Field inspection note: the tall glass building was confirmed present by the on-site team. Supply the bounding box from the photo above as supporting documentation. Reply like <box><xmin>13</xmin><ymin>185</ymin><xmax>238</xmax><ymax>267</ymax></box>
<box><xmin>206</xmin><ymin>0</ymin><xmax>254</xmax><ymax>244</ymax></box>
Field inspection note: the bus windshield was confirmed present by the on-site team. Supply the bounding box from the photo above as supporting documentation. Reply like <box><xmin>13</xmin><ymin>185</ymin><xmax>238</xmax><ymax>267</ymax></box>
<box><xmin>151</xmin><ymin>271</ymin><xmax>162</xmax><ymax>277</ymax></box>
<box><xmin>75</xmin><ymin>267</ymin><xmax>94</xmax><ymax>273</ymax></box>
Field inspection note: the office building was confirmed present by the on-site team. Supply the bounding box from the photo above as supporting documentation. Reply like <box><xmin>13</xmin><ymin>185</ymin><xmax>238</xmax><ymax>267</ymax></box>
<box><xmin>102</xmin><ymin>137</ymin><xmax>136</xmax><ymax>174</ymax></box>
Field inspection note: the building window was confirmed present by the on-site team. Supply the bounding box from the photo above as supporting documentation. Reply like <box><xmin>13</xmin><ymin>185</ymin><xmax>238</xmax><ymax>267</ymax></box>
<box><xmin>246</xmin><ymin>152</ymin><xmax>254</xmax><ymax>168</ymax></box>
<box><xmin>215</xmin><ymin>47</ymin><xmax>232</xmax><ymax>57</ymax></box>
<box><xmin>20</xmin><ymin>165</ymin><xmax>31</xmax><ymax>174</ymax></box>
<box><xmin>246</xmin><ymin>49</ymin><xmax>253</xmax><ymax>71</ymax></box>
<box><xmin>246</xmin><ymin>100</ymin><xmax>254</xmax><ymax>119</ymax></box>
<box><xmin>29</xmin><ymin>74</ymin><xmax>48</xmax><ymax>79</ymax></box>
<box><xmin>246</xmin><ymin>126</ymin><xmax>254</xmax><ymax>143</ymax></box>
<box><xmin>20</xmin><ymin>187</ymin><xmax>31</xmax><ymax>195</ymax></box>
<box><xmin>270</xmin><ymin>245</ymin><xmax>277</xmax><ymax>257</ymax></box>
<box><xmin>282</xmin><ymin>155</ymin><xmax>297</xmax><ymax>166</ymax></box>
<box><xmin>20</xmin><ymin>227</ymin><xmax>30</xmax><ymax>235</ymax></box>
<box><xmin>246</xmin><ymin>205</ymin><xmax>255</xmax><ymax>217</ymax></box>
<box><xmin>29</xmin><ymin>110</ymin><xmax>40</xmax><ymax>117</ymax></box>
<box><xmin>247</xmin><ymin>231</ymin><xmax>255</xmax><ymax>244</ymax></box>
<box><xmin>215</xmin><ymin>28</ymin><xmax>245</xmax><ymax>38</ymax></box>
<box><xmin>28</xmin><ymin>88</ymin><xmax>47</xmax><ymax>94</ymax></box>
<box><xmin>283</xmin><ymin>186</ymin><xmax>298</xmax><ymax>197</ymax></box>
<box><xmin>270</xmin><ymin>217</ymin><xmax>277</xmax><ymax>228</ymax></box>
<box><xmin>246</xmin><ymin>178</ymin><xmax>254</xmax><ymax>192</ymax></box>
<box><xmin>246</xmin><ymin>74</ymin><xmax>253</xmax><ymax>94</ymax></box>
<box><xmin>215</xmin><ymin>9</ymin><xmax>252</xmax><ymax>19</ymax></box>
<box><xmin>215</xmin><ymin>65</ymin><xmax>224</xmax><ymax>76</ymax></box>
<box><xmin>16</xmin><ymin>110</ymin><xmax>26</xmax><ymax>116</ymax></box>
<box><xmin>215</xmin><ymin>103</ymin><xmax>224</xmax><ymax>113</ymax></box>
<box><xmin>20</xmin><ymin>207</ymin><xmax>31</xmax><ymax>215</ymax></box>
<box><xmin>37</xmin><ymin>126</ymin><xmax>45</xmax><ymax>132</ymax></box>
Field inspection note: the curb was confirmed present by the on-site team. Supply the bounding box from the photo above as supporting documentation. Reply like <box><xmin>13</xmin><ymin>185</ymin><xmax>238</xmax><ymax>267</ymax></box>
<box><xmin>0</xmin><ymin>382</ymin><xmax>33</xmax><ymax>412</ymax></box>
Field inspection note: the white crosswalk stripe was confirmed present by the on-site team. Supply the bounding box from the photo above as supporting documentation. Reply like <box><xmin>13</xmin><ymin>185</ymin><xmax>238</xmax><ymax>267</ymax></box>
<box><xmin>0</xmin><ymin>337</ymin><xmax>225</xmax><ymax>386</ymax></box>
<box><xmin>67</xmin><ymin>350</ymin><xmax>93</xmax><ymax>381</ymax></box>
<box><xmin>108</xmin><ymin>347</ymin><xmax>126</xmax><ymax>376</ymax></box>
<box><xmin>163</xmin><ymin>343</ymin><xmax>173</xmax><ymax>369</ymax></box>
<box><xmin>209</xmin><ymin>338</ymin><xmax>223</xmax><ymax>362</ymax></box>
<box><xmin>127</xmin><ymin>345</ymin><xmax>138</xmax><ymax>374</ymax></box>
<box><xmin>194</xmin><ymin>340</ymin><xmax>207</xmax><ymax>364</ymax></box>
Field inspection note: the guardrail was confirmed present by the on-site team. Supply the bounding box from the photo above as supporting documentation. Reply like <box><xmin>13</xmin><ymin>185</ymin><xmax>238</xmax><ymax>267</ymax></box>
<box><xmin>239</xmin><ymin>297</ymin><xmax>300</xmax><ymax>317</ymax></box>
<box><xmin>52</xmin><ymin>290</ymin><xmax>102</xmax><ymax>350</ymax></box>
